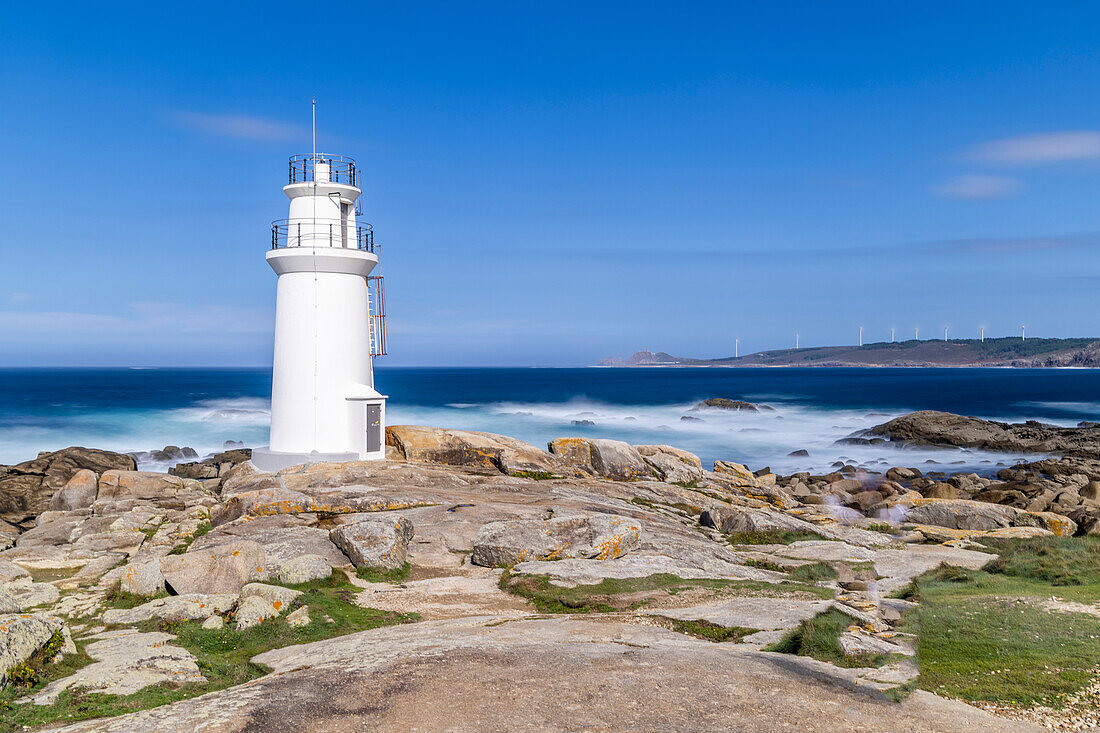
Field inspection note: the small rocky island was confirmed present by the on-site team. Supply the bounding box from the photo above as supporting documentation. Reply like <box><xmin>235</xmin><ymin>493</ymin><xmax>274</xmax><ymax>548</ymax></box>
<box><xmin>2</xmin><ymin>412</ymin><xmax>1100</xmax><ymax>730</ymax></box>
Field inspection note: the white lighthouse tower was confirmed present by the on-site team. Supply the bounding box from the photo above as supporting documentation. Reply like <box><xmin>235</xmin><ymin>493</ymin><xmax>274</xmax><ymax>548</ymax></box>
<box><xmin>252</xmin><ymin>146</ymin><xmax>388</xmax><ymax>472</ymax></box>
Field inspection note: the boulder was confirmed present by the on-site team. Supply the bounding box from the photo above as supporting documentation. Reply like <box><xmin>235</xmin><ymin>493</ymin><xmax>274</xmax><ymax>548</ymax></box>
<box><xmin>329</xmin><ymin>517</ymin><xmax>414</xmax><ymax>570</ymax></box>
<box><xmin>921</xmin><ymin>482</ymin><xmax>961</xmax><ymax>500</ymax></box>
<box><xmin>838</xmin><ymin>631</ymin><xmax>911</xmax><ymax>659</ymax></box>
<box><xmin>278</xmin><ymin>555</ymin><xmax>333</xmax><ymax>585</ymax></box>
<box><xmin>102</xmin><ymin>593</ymin><xmax>238</xmax><ymax>625</ymax></box>
<box><xmin>699</xmin><ymin>506</ymin><xmax>821</xmax><ymax>538</ymax></box>
<box><xmin>712</xmin><ymin>461</ymin><xmax>796</xmax><ymax>508</ymax></box>
<box><xmin>0</xmin><ymin>585</ymin><xmax>19</xmax><ymax>613</ymax></box>
<box><xmin>386</xmin><ymin>425</ymin><xmax>574</xmax><ymax>476</ymax></box>
<box><xmin>903</xmin><ymin>498</ymin><xmax>1077</xmax><ymax>536</ymax></box>
<box><xmin>49</xmin><ymin>469</ymin><xmax>99</xmax><ymax>511</ymax></box>
<box><xmin>236</xmin><ymin>596</ymin><xmax>280</xmax><ymax>630</ymax></box>
<box><xmin>691</xmin><ymin>398</ymin><xmax>761</xmax><ymax>412</ymax></box>
<box><xmin>6</xmin><ymin>578</ymin><xmax>61</xmax><ymax>609</ymax></box>
<box><xmin>240</xmin><ymin>583</ymin><xmax>302</xmax><ymax>613</ymax></box>
<box><xmin>870</xmin><ymin>410</ymin><xmax>1100</xmax><ymax>458</ymax></box>
<box><xmin>634</xmin><ymin>445</ymin><xmax>703</xmax><ymax>469</ymax></box>
<box><xmin>286</xmin><ymin>606</ymin><xmax>311</xmax><ymax>628</ymax></box>
<box><xmin>0</xmin><ymin>447</ymin><xmax>135</xmax><ymax>526</ymax></box>
<box><xmin>548</xmin><ymin>438</ymin><xmax>656</xmax><ymax>481</ymax></box>
<box><xmin>0</xmin><ymin>613</ymin><xmax>63</xmax><ymax>678</ymax></box>
<box><xmin>170</xmin><ymin>449</ymin><xmax>252</xmax><ymax>481</ymax></box>
<box><xmin>0</xmin><ymin>561</ymin><xmax>30</xmax><ymax>585</ymax></box>
<box><xmin>471</xmin><ymin>513</ymin><xmax>641</xmax><ymax>568</ymax></box>
<box><xmin>95</xmin><ymin>470</ymin><xmax>213</xmax><ymax>510</ymax></box>
<box><xmin>119</xmin><ymin>560</ymin><xmax>166</xmax><ymax>598</ymax></box>
<box><xmin>160</xmin><ymin>540</ymin><xmax>273</xmax><ymax>595</ymax></box>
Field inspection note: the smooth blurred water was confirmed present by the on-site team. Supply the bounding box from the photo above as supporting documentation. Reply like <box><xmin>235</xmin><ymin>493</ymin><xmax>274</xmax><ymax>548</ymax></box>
<box><xmin>2</xmin><ymin>367</ymin><xmax>1100</xmax><ymax>473</ymax></box>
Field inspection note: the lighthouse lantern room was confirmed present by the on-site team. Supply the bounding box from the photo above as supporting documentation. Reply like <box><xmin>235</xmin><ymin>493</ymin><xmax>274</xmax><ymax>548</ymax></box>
<box><xmin>252</xmin><ymin>149</ymin><xmax>387</xmax><ymax>472</ymax></box>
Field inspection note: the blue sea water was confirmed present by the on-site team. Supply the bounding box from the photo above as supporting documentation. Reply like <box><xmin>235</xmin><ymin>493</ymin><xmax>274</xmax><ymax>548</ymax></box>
<box><xmin>2</xmin><ymin>367</ymin><xmax>1100</xmax><ymax>474</ymax></box>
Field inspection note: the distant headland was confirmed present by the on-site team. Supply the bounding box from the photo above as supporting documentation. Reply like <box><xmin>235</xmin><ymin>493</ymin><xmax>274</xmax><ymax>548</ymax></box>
<box><xmin>598</xmin><ymin>337</ymin><xmax>1100</xmax><ymax>368</ymax></box>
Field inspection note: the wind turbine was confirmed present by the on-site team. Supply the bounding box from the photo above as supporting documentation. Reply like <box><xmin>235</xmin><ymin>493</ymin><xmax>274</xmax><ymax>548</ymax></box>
<box><xmin>980</xmin><ymin>326</ymin><xmax>985</xmax><ymax>343</ymax></box>
<box><xmin>795</xmin><ymin>332</ymin><xmax>799</xmax><ymax>349</ymax></box>
<box><xmin>914</xmin><ymin>327</ymin><xmax>919</xmax><ymax>341</ymax></box>
<box><xmin>858</xmin><ymin>326</ymin><xmax>863</xmax><ymax>347</ymax></box>
<box><xmin>735</xmin><ymin>338</ymin><xmax>740</xmax><ymax>358</ymax></box>
<box><xmin>890</xmin><ymin>327</ymin><xmax>895</xmax><ymax>343</ymax></box>
<box><xmin>944</xmin><ymin>325</ymin><xmax>949</xmax><ymax>341</ymax></box>
<box><xmin>1021</xmin><ymin>325</ymin><xmax>1026</xmax><ymax>341</ymax></box>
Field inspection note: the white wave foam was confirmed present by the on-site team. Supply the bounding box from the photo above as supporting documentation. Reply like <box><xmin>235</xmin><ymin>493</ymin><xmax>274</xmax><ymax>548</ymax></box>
<box><xmin>386</xmin><ymin>397</ymin><xmax>1038</xmax><ymax>475</ymax></box>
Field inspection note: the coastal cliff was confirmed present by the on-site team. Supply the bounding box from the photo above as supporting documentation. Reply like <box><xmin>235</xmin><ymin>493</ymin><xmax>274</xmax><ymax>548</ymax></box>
<box><xmin>600</xmin><ymin>337</ymin><xmax>1100</xmax><ymax>368</ymax></box>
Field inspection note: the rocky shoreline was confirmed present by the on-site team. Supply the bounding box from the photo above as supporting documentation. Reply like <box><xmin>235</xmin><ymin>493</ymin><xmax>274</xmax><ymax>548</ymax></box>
<box><xmin>0</xmin><ymin>410</ymin><xmax>1097</xmax><ymax>730</ymax></box>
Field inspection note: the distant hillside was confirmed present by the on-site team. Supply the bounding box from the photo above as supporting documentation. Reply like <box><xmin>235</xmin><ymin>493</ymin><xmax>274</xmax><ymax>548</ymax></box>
<box><xmin>597</xmin><ymin>338</ymin><xmax>1100</xmax><ymax>368</ymax></box>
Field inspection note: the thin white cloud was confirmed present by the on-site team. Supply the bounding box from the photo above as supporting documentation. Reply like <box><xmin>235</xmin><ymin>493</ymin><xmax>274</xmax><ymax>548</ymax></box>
<box><xmin>167</xmin><ymin>110</ymin><xmax>305</xmax><ymax>142</ymax></box>
<box><xmin>8</xmin><ymin>292</ymin><xmax>30</xmax><ymax>304</ymax></box>
<box><xmin>0</xmin><ymin>302</ymin><xmax>271</xmax><ymax>337</ymax></box>
<box><xmin>931</xmin><ymin>174</ymin><xmax>1023</xmax><ymax>200</ymax></box>
<box><xmin>971</xmin><ymin>131</ymin><xmax>1100</xmax><ymax>164</ymax></box>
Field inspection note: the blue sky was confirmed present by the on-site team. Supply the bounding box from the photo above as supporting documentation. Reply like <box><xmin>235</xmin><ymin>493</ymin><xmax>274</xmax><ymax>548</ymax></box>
<box><xmin>4</xmin><ymin>2</ymin><xmax>1100</xmax><ymax>366</ymax></box>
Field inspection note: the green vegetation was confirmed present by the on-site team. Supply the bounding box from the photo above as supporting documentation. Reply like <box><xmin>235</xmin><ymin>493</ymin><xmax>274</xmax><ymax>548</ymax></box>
<box><xmin>864</xmin><ymin>522</ymin><xmax>895</xmax><ymax>534</ymax></box>
<box><xmin>510</xmin><ymin>470</ymin><xmax>557</xmax><ymax>480</ymax></box>
<box><xmin>787</xmin><ymin>561</ymin><xmax>839</xmax><ymax>582</ymax></box>
<box><xmin>654</xmin><ymin>617</ymin><xmax>757</xmax><ymax>643</ymax></box>
<box><xmin>103</xmin><ymin>586</ymin><xmax>169</xmax><ymax>609</ymax></box>
<box><xmin>167</xmin><ymin>521</ymin><xmax>212</xmax><ymax>555</ymax></box>
<box><xmin>4</xmin><ymin>631</ymin><xmax>66</xmax><ymax>689</ymax></box>
<box><xmin>983</xmin><ymin>535</ymin><xmax>1100</xmax><ymax>587</ymax></box>
<box><xmin>725</xmin><ymin>530</ymin><xmax>826</xmax><ymax>546</ymax></box>
<box><xmin>766</xmin><ymin>609</ymin><xmax>889</xmax><ymax>668</ymax></box>
<box><xmin>0</xmin><ymin>570</ymin><xmax>417</xmax><ymax>731</ymax></box>
<box><xmin>499</xmin><ymin>571</ymin><xmax>833</xmax><ymax>614</ymax></box>
<box><xmin>356</xmin><ymin>562</ymin><xmax>411</xmax><ymax>584</ymax></box>
<box><xmin>903</xmin><ymin>554</ymin><xmax>1100</xmax><ymax>707</ymax></box>
<box><xmin>743</xmin><ymin>558</ymin><xmax>785</xmax><ymax>573</ymax></box>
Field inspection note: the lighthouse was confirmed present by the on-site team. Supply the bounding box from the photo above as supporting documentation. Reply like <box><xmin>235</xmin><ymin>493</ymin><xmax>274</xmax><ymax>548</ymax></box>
<box><xmin>251</xmin><ymin>150</ymin><xmax>388</xmax><ymax>472</ymax></box>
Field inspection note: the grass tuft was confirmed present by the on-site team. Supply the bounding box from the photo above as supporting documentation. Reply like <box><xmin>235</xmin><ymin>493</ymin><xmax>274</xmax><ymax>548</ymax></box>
<box><xmin>725</xmin><ymin>530</ymin><xmax>827</xmax><ymax>546</ymax></box>
<box><xmin>787</xmin><ymin>561</ymin><xmax>839</xmax><ymax>583</ymax></box>
<box><xmin>355</xmin><ymin>562</ymin><xmax>411</xmax><ymax>584</ymax></box>
<box><xmin>655</xmin><ymin>617</ymin><xmax>757</xmax><ymax>642</ymax></box>
<box><xmin>765</xmin><ymin>609</ymin><xmax>887</xmax><ymax>668</ymax></box>
<box><xmin>510</xmin><ymin>470</ymin><xmax>557</xmax><ymax>480</ymax></box>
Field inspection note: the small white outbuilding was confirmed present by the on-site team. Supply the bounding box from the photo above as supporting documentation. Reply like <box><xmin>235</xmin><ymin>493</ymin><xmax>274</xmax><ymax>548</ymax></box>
<box><xmin>252</xmin><ymin>153</ymin><xmax>387</xmax><ymax>471</ymax></box>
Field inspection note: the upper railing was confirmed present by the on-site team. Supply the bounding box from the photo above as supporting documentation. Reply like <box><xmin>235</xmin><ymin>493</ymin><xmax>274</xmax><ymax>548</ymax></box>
<box><xmin>288</xmin><ymin>154</ymin><xmax>359</xmax><ymax>187</ymax></box>
<box><xmin>270</xmin><ymin>219</ymin><xmax>375</xmax><ymax>252</ymax></box>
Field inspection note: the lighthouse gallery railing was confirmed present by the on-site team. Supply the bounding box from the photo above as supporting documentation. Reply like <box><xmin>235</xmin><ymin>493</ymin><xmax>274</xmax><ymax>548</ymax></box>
<box><xmin>270</xmin><ymin>219</ymin><xmax>375</xmax><ymax>252</ymax></box>
<box><xmin>288</xmin><ymin>154</ymin><xmax>359</xmax><ymax>187</ymax></box>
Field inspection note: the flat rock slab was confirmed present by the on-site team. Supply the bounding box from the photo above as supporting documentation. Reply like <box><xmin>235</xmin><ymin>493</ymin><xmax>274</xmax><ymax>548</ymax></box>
<box><xmin>655</xmin><ymin>597</ymin><xmax>833</xmax><ymax>631</ymax></box>
<box><xmin>774</xmin><ymin>541</ymin><xmax>879</xmax><ymax>563</ymax></box>
<box><xmin>354</xmin><ymin>574</ymin><xmax>531</xmax><ymax>620</ymax></box>
<box><xmin>513</xmin><ymin>550</ymin><xmax>775</xmax><ymax>586</ymax></box>
<box><xmin>51</xmin><ymin>616</ymin><xmax>1035</xmax><ymax>732</ymax></box>
<box><xmin>29</xmin><ymin>630</ymin><xmax>204</xmax><ymax>704</ymax></box>
<box><xmin>192</xmin><ymin>520</ymin><xmax>348</xmax><ymax>567</ymax></box>
<box><xmin>870</xmin><ymin>545</ymin><xmax>995</xmax><ymax>595</ymax></box>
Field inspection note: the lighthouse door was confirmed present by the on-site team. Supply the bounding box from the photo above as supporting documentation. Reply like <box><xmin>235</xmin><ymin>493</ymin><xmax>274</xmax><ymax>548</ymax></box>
<box><xmin>366</xmin><ymin>403</ymin><xmax>382</xmax><ymax>452</ymax></box>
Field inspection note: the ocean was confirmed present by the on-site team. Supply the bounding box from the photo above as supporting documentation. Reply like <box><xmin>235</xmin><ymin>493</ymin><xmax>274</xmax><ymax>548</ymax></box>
<box><xmin>2</xmin><ymin>367</ymin><xmax>1100</xmax><ymax>475</ymax></box>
